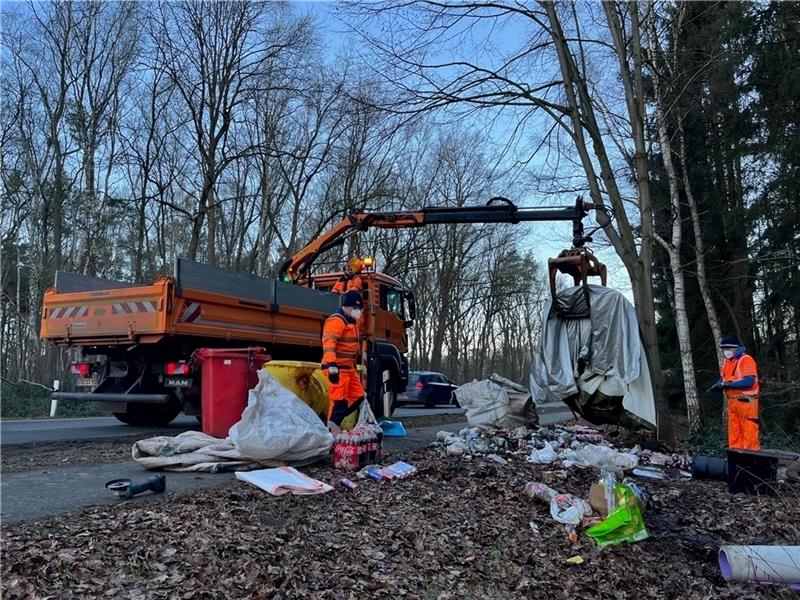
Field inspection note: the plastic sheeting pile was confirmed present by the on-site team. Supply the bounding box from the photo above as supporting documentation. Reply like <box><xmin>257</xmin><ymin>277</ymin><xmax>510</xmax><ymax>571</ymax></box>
<box><xmin>529</xmin><ymin>285</ymin><xmax>656</xmax><ymax>430</ymax></box>
<box><xmin>133</xmin><ymin>370</ymin><xmax>333</xmax><ymax>472</ymax></box>
<box><xmin>453</xmin><ymin>373</ymin><xmax>538</xmax><ymax>429</ymax></box>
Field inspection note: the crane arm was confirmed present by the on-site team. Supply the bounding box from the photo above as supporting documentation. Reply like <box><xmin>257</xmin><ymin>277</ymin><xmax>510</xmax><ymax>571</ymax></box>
<box><xmin>279</xmin><ymin>197</ymin><xmax>599</xmax><ymax>282</ymax></box>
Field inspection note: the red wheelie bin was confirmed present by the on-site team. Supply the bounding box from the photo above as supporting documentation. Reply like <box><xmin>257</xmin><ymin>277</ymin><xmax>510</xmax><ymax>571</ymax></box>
<box><xmin>194</xmin><ymin>347</ymin><xmax>270</xmax><ymax>438</ymax></box>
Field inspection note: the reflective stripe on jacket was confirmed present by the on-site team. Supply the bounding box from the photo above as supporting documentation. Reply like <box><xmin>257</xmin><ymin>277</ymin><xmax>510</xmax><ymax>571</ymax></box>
<box><xmin>322</xmin><ymin>311</ymin><xmax>360</xmax><ymax>369</ymax></box>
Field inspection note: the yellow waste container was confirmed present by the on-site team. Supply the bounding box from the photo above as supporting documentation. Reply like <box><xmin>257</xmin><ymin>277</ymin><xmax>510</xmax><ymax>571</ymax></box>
<box><xmin>263</xmin><ymin>360</ymin><xmax>330</xmax><ymax>422</ymax></box>
<box><xmin>263</xmin><ymin>361</ymin><xmax>367</xmax><ymax>430</ymax></box>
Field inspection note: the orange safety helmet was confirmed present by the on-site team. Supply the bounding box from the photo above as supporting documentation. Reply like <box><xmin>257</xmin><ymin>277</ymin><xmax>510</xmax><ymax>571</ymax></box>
<box><xmin>348</xmin><ymin>257</ymin><xmax>364</xmax><ymax>273</ymax></box>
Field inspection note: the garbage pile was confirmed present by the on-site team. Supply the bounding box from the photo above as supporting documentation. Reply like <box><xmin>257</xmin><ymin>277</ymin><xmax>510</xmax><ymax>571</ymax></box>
<box><xmin>432</xmin><ymin>423</ymin><xmax>694</xmax><ymax>481</ymax></box>
<box><xmin>434</xmin><ymin>424</ymin><xmax>634</xmax><ymax>469</ymax></box>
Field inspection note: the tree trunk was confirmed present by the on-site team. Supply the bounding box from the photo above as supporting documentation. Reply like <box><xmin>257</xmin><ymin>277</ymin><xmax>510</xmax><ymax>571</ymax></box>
<box><xmin>648</xmin><ymin>13</ymin><xmax>700</xmax><ymax>430</ymax></box>
<box><xmin>546</xmin><ymin>1</ymin><xmax>672</xmax><ymax>441</ymax></box>
<box><xmin>677</xmin><ymin>120</ymin><xmax>724</xmax><ymax>362</ymax></box>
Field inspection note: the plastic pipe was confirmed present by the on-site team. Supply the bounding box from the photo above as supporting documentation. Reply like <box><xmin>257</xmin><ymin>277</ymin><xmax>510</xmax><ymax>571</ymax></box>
<box><xmin>692</xmin><ymin>455</ymin><xmax>728</xmax><ymax>480</ymax></box>
<box><xmin>719</xmin><ymin>546</ymin><xmax>800</xmax><ymax>585</ymax></box>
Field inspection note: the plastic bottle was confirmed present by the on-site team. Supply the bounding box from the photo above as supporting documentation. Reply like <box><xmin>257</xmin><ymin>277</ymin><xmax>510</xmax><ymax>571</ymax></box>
<box><xmin>368</xmin><ymin>429</ymin><xmax>377</xmax><ymax>465</ymax></box>
<box><xmin>361</xmin><ymin>428</ymin><xmax>368</xmax><ymax>465</ymax></box>
<box><xmin>348</xmin><ymin>431</ymin><xmax>359</xmax><ymax>471</ymax></box>
<box><xmin>375</xmin><ymin>427</ymin><xmax>384</xmax><ymax>464</ymax></box>
<box><xmin>332</xmin><ymin>432</ymin><xmax>343</xmax><ymax>469</ymax></box>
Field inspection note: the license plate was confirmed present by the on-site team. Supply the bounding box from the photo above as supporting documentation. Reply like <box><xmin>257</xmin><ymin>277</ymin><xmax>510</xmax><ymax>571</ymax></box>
<box><xmin>75</xmin><ymin>376</ymin><xmax>99</xmax><ymax>388</ymax></box>
<box><xmin>165</xmin><ymin>377</ymin><xmax>192</xmax><ymax>388</ymax></box>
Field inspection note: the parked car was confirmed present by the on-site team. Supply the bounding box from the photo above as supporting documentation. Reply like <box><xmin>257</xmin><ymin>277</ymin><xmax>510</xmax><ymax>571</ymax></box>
<box><xmin>399</xmin><ymin>371</ymin><xmax>459</xmax><ymax>407</ymax></box>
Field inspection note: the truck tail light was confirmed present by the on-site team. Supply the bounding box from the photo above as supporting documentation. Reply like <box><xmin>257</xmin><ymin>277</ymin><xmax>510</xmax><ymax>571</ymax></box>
<box><xmin>166</xmin><ymin>362</ymin><xmax>190</xmax><ymax>375</ymax></box>
<box><xmin>71</xmin><ymin>363</ymin><xmax>90</xmax><ymax>377</ymax></box>
<box><xmin>416</xmin><ymin>381</ymin><xmax>424</xmax><ymax>390</ymax></box>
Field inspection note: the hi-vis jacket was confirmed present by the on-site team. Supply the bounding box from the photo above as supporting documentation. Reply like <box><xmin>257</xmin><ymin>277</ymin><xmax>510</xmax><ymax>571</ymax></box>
<box><xmin>322</xmin><ymin>310</ymin><xmax>360</xmax><ymax>370</ymax></box>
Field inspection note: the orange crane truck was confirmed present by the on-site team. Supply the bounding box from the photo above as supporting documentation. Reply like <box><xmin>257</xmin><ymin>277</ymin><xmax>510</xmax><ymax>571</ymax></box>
<box><xmin>41</xmin><ymin>198</ymin><xmax>606</xmax><ymax>426</ymax></box>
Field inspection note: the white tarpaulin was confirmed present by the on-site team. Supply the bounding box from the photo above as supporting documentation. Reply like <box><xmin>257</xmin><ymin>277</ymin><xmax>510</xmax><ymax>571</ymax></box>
<box><xmin>454</xmin><ymin>373</ymin><xmax>538</xmax><ymax>429</ymax></box>
<box><xmin>529</xmin><ymin>285</ymin><xmax>657</xmax><ymax>429</ymax></box>
<box><xmin>133</xmin><ymin>370</ymin><xmax>333</xmax><ymax>472</ymax></box>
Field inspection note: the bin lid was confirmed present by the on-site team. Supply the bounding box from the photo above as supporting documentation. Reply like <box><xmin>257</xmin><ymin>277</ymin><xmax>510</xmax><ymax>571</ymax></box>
<box><xmin>264</xmin><ymin>360</ymin><xmax>321</xmax><ymax>369</ymax></box>
<box><xmin>194</xmin><ymin>347</ymin><xmax>268</xmax><ymax>362</ymax></box>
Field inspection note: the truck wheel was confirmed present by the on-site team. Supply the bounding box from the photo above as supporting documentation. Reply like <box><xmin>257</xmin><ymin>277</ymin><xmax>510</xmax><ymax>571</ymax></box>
<box><xmin>374</xmin><ymin>379</ymin><xmax>398</xmax><ymax>420</ymax></box>
<box><xmin>113</xmin><ymin>403</ymin><xmax>181</xmax><ymax>427</ymax></box>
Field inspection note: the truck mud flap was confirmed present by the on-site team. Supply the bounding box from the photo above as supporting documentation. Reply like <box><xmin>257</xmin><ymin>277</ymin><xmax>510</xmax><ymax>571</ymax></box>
<box><xmin>50</xmin><ymin>392</ymin><xmax>172</xmax><ymax>404</ymax></box>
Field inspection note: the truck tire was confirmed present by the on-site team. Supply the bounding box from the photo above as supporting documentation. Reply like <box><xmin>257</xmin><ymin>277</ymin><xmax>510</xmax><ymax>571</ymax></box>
<box><xmin>113</xmin><ymin>402</ymin><xmax>181</xmax><ymax>427</ymax></box>
<box><xmin>372</xmin><ymin>379</ymin><xmax>397</xmax><ymax>420</ymax></box>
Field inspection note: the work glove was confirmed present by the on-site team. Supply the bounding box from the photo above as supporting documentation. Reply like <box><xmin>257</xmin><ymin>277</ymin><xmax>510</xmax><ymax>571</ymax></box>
<box><xmin>328</xmin><ymin>366</ymin><xmax>340</xmax><ymax>385</ymax></box>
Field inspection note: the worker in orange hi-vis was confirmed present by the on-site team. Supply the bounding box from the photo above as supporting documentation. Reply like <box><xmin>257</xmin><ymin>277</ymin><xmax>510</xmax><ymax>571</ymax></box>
<box><xmin>709</xmin><ymin>336</ymin><xmax>761</xmax><ymax>450</ymax></box>
<box><xmin>322</xmin><ymin>291</ymin><xmax>365</xmax><ymax>429</ymax></box>
<box><xmin>331</xmin><ymin>258</ymin><xmax>364</xmax><ymax>294</ymax></box>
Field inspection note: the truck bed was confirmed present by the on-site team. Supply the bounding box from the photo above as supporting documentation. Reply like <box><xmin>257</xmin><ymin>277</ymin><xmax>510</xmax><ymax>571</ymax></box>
<box><xmin>41</xmin><ymin>259</ymin><xmax>341</xmax><ymax>347</ymax></box>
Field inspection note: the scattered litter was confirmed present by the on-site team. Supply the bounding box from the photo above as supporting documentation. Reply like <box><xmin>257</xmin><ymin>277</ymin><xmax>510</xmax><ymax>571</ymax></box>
<box><xmin>382</xmin><ymin>461</ymin><xmax>417</xmax><ymax>479</ymax></box>
<box><xmin>566</xmin><ymin>524</ymin><xmax>578</xmax><ymax>544</ymax></box>
<box><xmin>561</xmin><ymin>444</ymin><xmax>639</xmax><ymax>472</ymax></box>
<box><xmin>339</xmin><ymin>478</ymin><xmax>358</xmax><ymax>490</ymax></box>
<box><xmin>566</xmin><ymin>555</ymin><xmax>584</xmax><ymax>565</ymax></box>
<box><xmin>588</xmin><ymin>473</ymin><xmax>617</xmax><ymax>517</ymax></box>
<box><xmin>361</xmin><ymin>466</ymin><xmax>385</xmax><ymax>481</ymax></box>
<box><xmin>621</xmin><ymin>480</ymin><xmax>647</xmax><ymax>510</ymax></box>
<box><xmin>446</xmin><ymin>444</ymin><xmax>465</xmax><ymax>456</ymax></box>
<box><xmin>529</xmin><ymin>522</ymin><xmax>540</xmax><ymax>534</ymax></box>
<box><xmin>235</xmin><ymin>466</ymin><xmax>333</xmax><ymax>495</ymax></box>
<box><xmin>550</xmin><ymin>494</ymin><xmax>592</xmax><ymax>526</ymax></box>
<box><xmin>524</xmin><ymin>481</ymin><xmax>558</xmax><ymax>504</ymax></box>
<box><xmin>586</xmin><ymin>483</ymin><xmax>648</xmax><ymax>548</ymax></box>
<box><xmin>528</xmin><ymin>442</ymin><xmax>559</xmax><ymax>464</ymax></box>
<box><xmin>641</xmin><ymin>449</ymin><xmax>692</xmax><ymax>470</ymax></box>
<box><xmin>486</xmin><ymin>453</ymin><xmax>508</xmax><ymax>466</ymax></box>
<box><xmin>632</xmin><ymin>467</ymin><xmax>665</xmax><ymax>480</ymax></box>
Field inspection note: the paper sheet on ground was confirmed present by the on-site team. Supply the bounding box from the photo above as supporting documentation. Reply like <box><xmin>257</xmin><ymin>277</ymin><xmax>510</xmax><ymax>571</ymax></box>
<box><xmin>235</xmin><ymin>466</ymin><xmax>333</xmax><ymax>495</ymax></box>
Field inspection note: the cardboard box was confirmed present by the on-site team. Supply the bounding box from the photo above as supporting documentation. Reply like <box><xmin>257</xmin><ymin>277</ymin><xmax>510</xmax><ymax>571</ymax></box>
<box><xmin>588</xmin><ymin>483</ymin><xmax>610</xmax><ymax>517</ymax></box>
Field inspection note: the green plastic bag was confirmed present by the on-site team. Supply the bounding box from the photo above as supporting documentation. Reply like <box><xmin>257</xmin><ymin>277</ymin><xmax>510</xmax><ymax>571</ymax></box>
<box><xmin>586</xmin><ymin>483</ymin><xmax>648</xmax><ymax>548</ymax></box>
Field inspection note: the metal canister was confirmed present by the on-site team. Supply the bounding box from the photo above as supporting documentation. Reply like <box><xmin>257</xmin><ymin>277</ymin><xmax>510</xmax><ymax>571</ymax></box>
<box><xmin>339</xmin><ymin>478</ymin><xmax>358</xmax><ymax>490</ymax></box>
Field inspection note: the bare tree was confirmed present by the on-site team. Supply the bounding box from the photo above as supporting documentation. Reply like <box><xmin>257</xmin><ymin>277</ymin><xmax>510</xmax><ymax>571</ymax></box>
<box><xmin>644</xmin><ymin>4</ymin><xmax>700</xmax><ymax>428</ymax></box>
<box><xmin>345</xmin><ymin>0</ymin><xmax>674</xmax><ymax>438</ymax></box>
<box><xmin>150</xmin><ymin>1</ymin><xmax>311</xmax><ymax>263</ymax></box>
<box><xmin>66</xmin><ymin>1</ymin><xmax>140</xmax><ymax>274</ymax></box>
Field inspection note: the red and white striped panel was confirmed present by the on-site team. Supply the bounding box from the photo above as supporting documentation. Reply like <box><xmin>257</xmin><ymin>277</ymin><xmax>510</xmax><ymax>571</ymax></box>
<box><xmin>111</xmin><ymin>301</ymin><xmax>158</xmax><ymax>315</ymax></box>
<box><xmin>180</xmin><ymin>302</ymin><xmax>201</xmax><ymax>323</ymax></box>
<box><xmin>49</xmin><ymin>306</ymin><xmax>90</xmax><ymax>319</ymax></box>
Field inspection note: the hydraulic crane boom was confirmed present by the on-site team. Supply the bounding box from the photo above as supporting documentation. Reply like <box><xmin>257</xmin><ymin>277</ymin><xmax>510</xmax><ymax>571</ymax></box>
<box><xmin>280</xmin><ymin>197</ymin><xmax>605</xmax><ymax>282</ymax></box>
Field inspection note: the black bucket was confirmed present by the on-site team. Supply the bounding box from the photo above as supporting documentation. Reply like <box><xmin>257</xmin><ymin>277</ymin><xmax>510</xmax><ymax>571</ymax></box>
<box><xmin>692</xmin><ymin>455</ymin><xmax>728</xmax><ymax>480</ymax></box>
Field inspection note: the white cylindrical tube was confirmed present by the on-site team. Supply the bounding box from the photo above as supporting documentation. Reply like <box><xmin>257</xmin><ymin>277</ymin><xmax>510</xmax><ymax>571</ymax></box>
<box><xmin>719</xmin><ymin>546</ymin><xmax>800</xmax><ymax>585</ymax></box>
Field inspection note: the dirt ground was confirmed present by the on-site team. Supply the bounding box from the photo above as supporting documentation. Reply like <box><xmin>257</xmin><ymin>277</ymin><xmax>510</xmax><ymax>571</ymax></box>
<box><xmin>3</xmin><ymin>444</ymin><xmax>798</xmax><ymax>599</ymax></box>
<box><xmin>0</xmin><ymin>413</ymin><xmax>465</xmax><ymax>473</ymax></box>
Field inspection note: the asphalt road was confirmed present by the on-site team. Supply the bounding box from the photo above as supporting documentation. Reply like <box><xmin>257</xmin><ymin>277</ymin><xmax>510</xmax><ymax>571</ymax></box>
<box><xmin>0</xmin><ymin>406</ymin><xmax>573</xmax><ymax>524</ymax></box>
<box><xmin>0</xmin><ymin>407</ymin><xmax>464</xmax><ymax>446</ymax></box>
<box><xmin>0</xmin><ymin>420</ymin><xmax>468</xmax><ymax>524</ymax></box>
